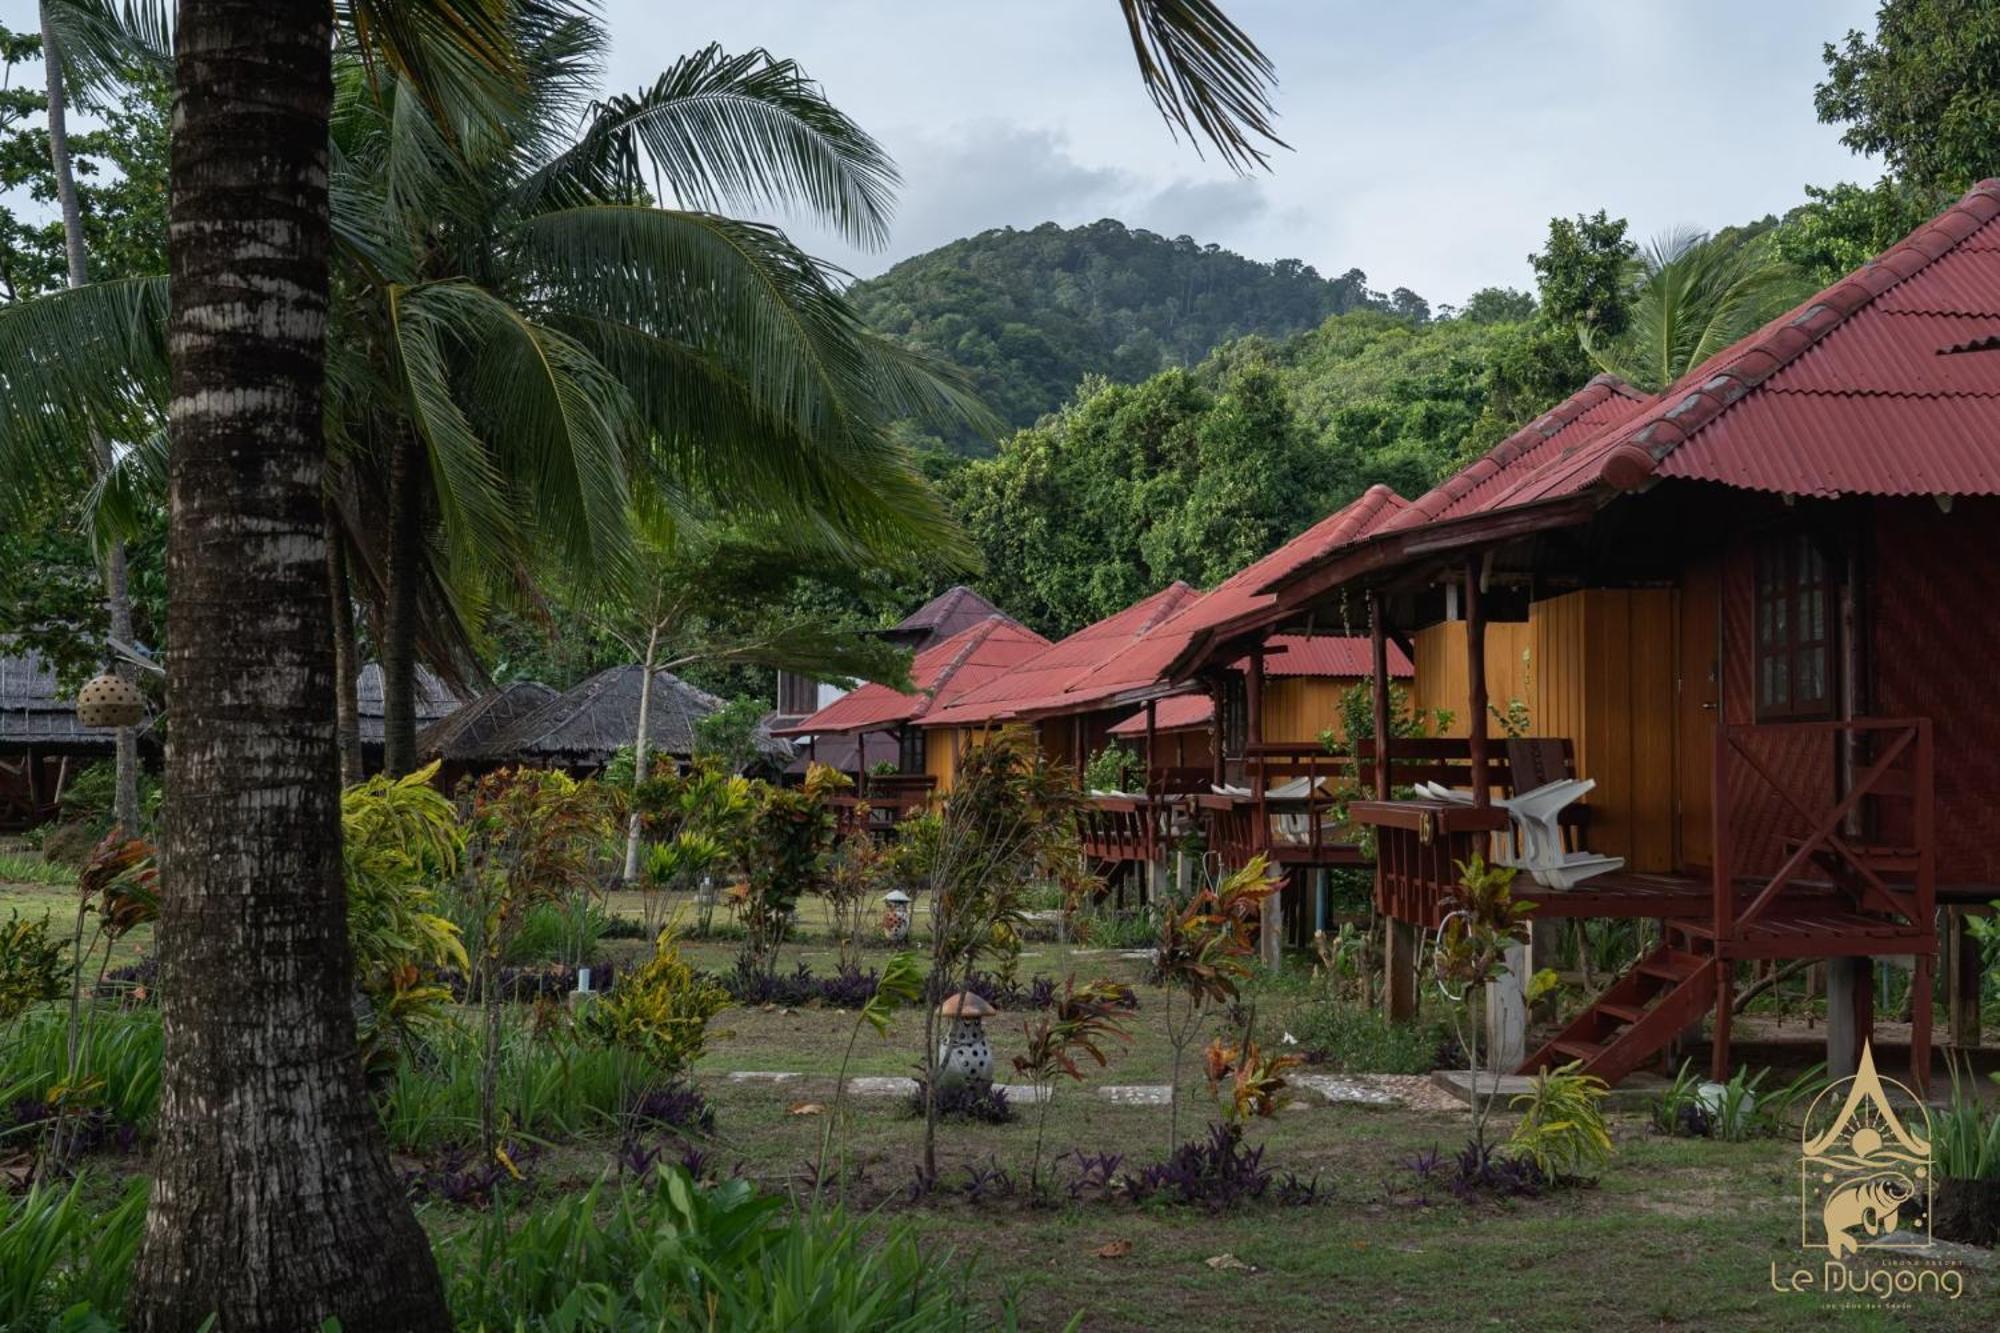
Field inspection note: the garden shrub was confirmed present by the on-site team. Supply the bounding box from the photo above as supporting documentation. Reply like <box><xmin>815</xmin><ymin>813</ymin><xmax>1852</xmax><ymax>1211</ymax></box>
<box><xmin>582</xmin><ymin>930</ymin><xmax>730</xmax><ymax>1078</ymax></box>
<box><xmin>1289</xmin><ymin>998</ymin><xmax>1453</xmax><ymax>1074</ymax></box>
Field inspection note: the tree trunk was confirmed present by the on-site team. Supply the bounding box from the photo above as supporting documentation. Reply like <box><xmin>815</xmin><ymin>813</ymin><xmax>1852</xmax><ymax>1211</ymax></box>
<box><xmin>128</xmin><ymin>5</ymin><xmax>450</xmax><ymax>1329</ymax></box>
<box><xmin>40</xmin><ymin>3</ymin><xmax>142</xmax><ymax>836</ymax></box>
<box><xmin>381</xmin><ymin>429</ymin><xmax>424</xmax><ymax>777</ymax></box>
<box><xmin>620</xmin><ymin>628</ymin><xmax>660</xmax><ymax>883</ymax></box>
<box><xmin>327</xmin><ymin>505</ymin><xmax>363</xmax><ymax>788</ymax></box>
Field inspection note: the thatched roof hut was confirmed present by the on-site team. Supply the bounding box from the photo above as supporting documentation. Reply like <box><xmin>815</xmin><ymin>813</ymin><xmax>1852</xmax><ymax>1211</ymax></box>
<box><xmin>417</xmin><ymin>680</ymin><xmax>558</xmax><ymax>765</ymax></box>
<box><xmin>0</xmin><ymin>647</ymin><xmax>122</xmax><ymax>754</ymax></box>
<box><xmin>475</xmin><ymin>665</ymin><xmax>790</xmax><ymax>773</ymax></box>
<box><xmin>354</xmin><ymin>662</ymin><xmax>468</xmax><ymax>746</ymax></box>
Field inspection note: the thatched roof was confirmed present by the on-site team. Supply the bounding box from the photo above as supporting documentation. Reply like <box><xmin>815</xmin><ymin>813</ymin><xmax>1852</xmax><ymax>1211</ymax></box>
<box><xmin>0</xmin><ymin>646</ymin><xmax>120</xmax><ymax>753</ymax></box>
<box><xmin>480</xmin><ymin>665</ymin><xmax>790</xmax><ymax>769</ymax></box>
<box><xmin>417</xmin><ymin>680</ymin><xmax>559</xmax><ymax>763</ymax></box>
<box><xmin>355</xmin><ymin>662</ymin><xmax>468</xmax><ymax>744</ymax></box>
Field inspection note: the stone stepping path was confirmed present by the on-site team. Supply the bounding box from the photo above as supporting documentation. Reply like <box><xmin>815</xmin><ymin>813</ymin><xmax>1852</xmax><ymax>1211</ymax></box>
<box><xmin>1291</xmin><ymin>1074</ymin><xmax>1399</xmax><ymax>1107</ymax></box>
<box><xmin>842</xmin><ymin>1076</ymin><xmax>1052</xmax><ymax>1104</ymax></box>
<box><xmin>718</xmin><ymin>1071</ymin><xmax>1423</xmax><ymax>1110</ymax></box>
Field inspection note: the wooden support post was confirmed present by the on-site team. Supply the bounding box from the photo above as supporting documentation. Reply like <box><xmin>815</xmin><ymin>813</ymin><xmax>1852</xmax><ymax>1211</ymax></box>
<box><xmin>1144</xmin><ymin>699</ymin><xmax>1157</xmax><ymax>787</ymax></box>
<box><xmin>1910</xmin><ymin>951</ymin><xmax>1934</xmax><ymax>1096</ymax></box>
<box><xmin>1528</xmin><ymin>917</ymin><xmax>1562</xmax><ymax>978</ymax></box>
<box><xmin>1711</xmin><ymin>960</ymin><xmax>1734</xmax><ymax>1083</ymax></box>
<box><xmin>1245</xmin><ymin>648</ymin><xmax>1264</xmax><ymax>750</ymax></box>
<box><xmin>1464</xmin><ymin>556</ymin><xmax>1489</xmax><ymax>809</ymax></box>
<box><xmin>1947</xmin><ymin>909</ymin><xmax>1982</xmax><ymax>1049</ymax></box>
<box><xmin>856</xmin><ymin>730</ymin><xmax>868</xmax><ymax>792</ymax></box>
<box><xmin>1260</xmin><ymin>874</ymin><xmax>1283</xmax><ymax>968</ymax></box>
<box><xmin>1208</xmin><ymin>677</ymin><xmax>1226</xmax><ymax>787</ymax></box>
<box><xmin>1487</xmin><ymin>938</ymin><xmax>1529</xmax><ymax>1073</ymax></box>
<box><xmin>1826</xmin><ymin>956</ymin><xmax>1873</xmax><ymax>1079</ymax></box>
<box><xmin>1384</xmin><ymin>919</ymin><xmax>1418</xmax><ymax>1022</ymax></box>
<box><xmin>1368</xmin><ymin>592</ymin><xmax>1391</xmax><ymax>800</ymax></box>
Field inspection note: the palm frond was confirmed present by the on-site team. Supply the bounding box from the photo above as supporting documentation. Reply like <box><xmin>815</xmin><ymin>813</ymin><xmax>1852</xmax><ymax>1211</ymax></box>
<box><xmin>390</xmin><ymin>279</ymin><xmax>637</xmax><ymax>581</ymax></box>
<box><xmin>0</xmin><ymin>275</ymin><xmax>167</xmax><ymax>514</ymax></box>
<box><xmin>37</xmin><ymin>0</ymin><xmax>170</xmax><ymax>95</ymax></box>
<box><xmin>334</xmin><ymin>0</ymin><xmax>524</xmax><ymax>137</ymax></box>
<box><xmin>521</xmin><ymin>44</ymin><xmax>898</xmax><ymax>245</ymax></box>
<box><xmin>84</xmin><ymin>424</ymin><xmax>164</xmax><ymax>549</ymax></box>
<box><xmin>516</xmin><ymin>204</ymin><xmax>976</xmax><ymax>569</ymax></box>
<box><xmin>1117</xmin><ymin>0</ymin><xmax>1285</xmax><ymax>173</ymax></box>
<box><xmin>1584</xmin><ymin>230</ymin><xmax>1809</xmax><ymax>391</ymax></box>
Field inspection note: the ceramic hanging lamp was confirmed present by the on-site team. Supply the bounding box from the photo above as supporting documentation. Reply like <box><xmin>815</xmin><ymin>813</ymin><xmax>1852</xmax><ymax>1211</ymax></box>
<box><xmin>76</xmin><ymin>673</ymin><xmax>145</xmax><ymax>729</ymax></box>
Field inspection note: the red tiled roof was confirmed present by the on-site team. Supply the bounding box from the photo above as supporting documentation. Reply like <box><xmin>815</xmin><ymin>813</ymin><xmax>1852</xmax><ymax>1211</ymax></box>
<box><xmin>1107</xmin><ymin>694</ymin><xmax>1213</xmax><ymax>735</ymax></box>
<box><xmin>772</xmin><ymin>616</ymin><xmax>1051</xmax><ymax>736</ymax></box>
<box><xmin>1372</xmin><ymin>376</ymin><xmax>1651</xmax><ymax>533</ymax></box>
<box><xmin>923</xmin><ymin>582</ymin><xmax>1204</xmax><ymax>726</ymax></box>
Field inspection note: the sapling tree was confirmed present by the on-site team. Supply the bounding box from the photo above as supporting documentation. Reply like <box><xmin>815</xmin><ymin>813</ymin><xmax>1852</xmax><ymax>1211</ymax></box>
<box><xmin>1433</xmin><ymin>853</ymin><xmax>1534</xmax><ymax>1154</ymax></box>
<box><xmin>917</xmin><ymin>730</ymin><xmax>1088</xmax><ymax>1179</ymax></box>
<box><xmin>735</xmin><ymin>764</ymin><xmax>848</xmax><ymax>978</ymax></box>
<box><xmin>462</xmin><ymin>768</ymin><xmax>616</xmax><ymax>1158</ymax></box>
<box><xmin>1012</xmin><ymin>977</ymin><xmax>1131</xmax><ymax>1196</ymax></box>
<box><xmin>815</xmin><ymin>948</ymin><xmax>925</xmax><ymax>1202</ymax></box>
<box><xmin>1152</xmin><ymin>854</ymin><xmax>1281</xmax><ymax>1152</ymax></box>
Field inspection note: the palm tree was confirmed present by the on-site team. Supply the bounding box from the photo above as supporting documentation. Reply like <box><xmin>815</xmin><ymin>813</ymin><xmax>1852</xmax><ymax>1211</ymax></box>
<box><xmin>1582</xmin><ymin>228</ymin><xmax>1810</xmax><ymax>392</ymax></box>
<box><xmin>0</xmin><ymin>3</ymin><xmax>1283</xmax><ymax>1326</ymax></box>
<box><xmin>29</xmin><ymin>0</ymin><xmax>168</xmax><ymax>834</ymax></box>
<box><xmin>119</xmin><ymin>5</ymin><xmax>513</xmax><ymax>1328</ymax></box>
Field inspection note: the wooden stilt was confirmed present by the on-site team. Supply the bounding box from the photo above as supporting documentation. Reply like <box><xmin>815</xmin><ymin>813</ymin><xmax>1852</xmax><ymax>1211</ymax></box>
<box><xmin>1909</xmin><ymin>951</ymin><xmax>1934</xmax><ymax>1096</ymax></box>
<box><xmin>1947</xmin><ymin>909</ymin><xmax>1982</xmax><ymax>1049</ymax></box>
<box><xmin>1711</xmin><ymin>960</ymin><xmax>1734</xmax><ymax>1082</ymax></box>
<box><xmin>1464</xmin><ymin>556</ymin><xmax>1489</xmax><ymax>809</ymax></box>
<box><xmin>1384</xmin><ymin>918</ymin><xmax>1418</xmax><ymax>1022</ymax></box>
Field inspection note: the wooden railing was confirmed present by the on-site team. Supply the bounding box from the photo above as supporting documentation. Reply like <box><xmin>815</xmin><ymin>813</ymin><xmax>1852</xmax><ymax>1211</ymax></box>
<box><xmin>1712</xmin><ymin>716</ymin><xmax>1935</xmax><ymax>940</ymax></box>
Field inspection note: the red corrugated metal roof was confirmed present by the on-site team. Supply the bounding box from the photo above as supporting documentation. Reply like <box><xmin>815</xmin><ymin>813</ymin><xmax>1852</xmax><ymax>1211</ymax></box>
<box><xmin>924</xmin><ymin>582</ymin><xmax>1203</xmax><ymax>726</ymax></box>
<box><xmin>772</xmin><ymin>616</ymin><xmax>1051</xmax><ymax>736</ymax></box>
<box><xmin>1247</xmin><ymin>179</ymin><xmax>2000</xmax><ymax>618</ymax></box>
<box><xmin>1021</xmin><ymin>487</ymin><xmax>1410</xmax><ymax>712</ymax></box>
<box><xmin>1107</xmin><ymin>693</ymin><xmax>1213</xmax><ymax>735</ymax></box>
<box><xmin>1249</xmin><ymin>634</ymin><xmax>1413</xmax><ymax>678</ymax></box>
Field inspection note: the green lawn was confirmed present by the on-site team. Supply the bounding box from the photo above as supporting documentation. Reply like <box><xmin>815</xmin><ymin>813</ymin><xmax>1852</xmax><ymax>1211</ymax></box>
<box><xmin>8</xmin><ymin>855</ymin><xmax>1997</xmax><ymax>1330</ymax></box>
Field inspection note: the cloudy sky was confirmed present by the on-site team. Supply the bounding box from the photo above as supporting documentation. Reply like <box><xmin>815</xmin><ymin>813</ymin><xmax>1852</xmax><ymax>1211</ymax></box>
<box><xmin>601</xmin><ymin>0</ymin><xmax>1883</xmax><ymax>307</ymax></box>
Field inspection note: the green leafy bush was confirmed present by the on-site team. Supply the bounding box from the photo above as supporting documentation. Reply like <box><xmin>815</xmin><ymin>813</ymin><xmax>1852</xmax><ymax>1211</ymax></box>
<box><xmin>0</xmin><ymin>1175</ymin><xmax>148</xmax><ymax>1329</ymax></box>
<box><xmin>581</xmin><ymin>930</ymin><xmax>730</xmax><ymax>1079</ymax></box>
<box><xmin>0</xmin><ymin>910</ymin><xmax>72</xmax><ymax>1024</ymax></box>
<box><xmin>1507</xmin><ymin>1061</ymin><xmax>1612</xmax><ymax>1179</ymax></box>
<box><xmin>441</xmin><ymin>1170</ymin><xmax>993</xmax><ymax>1332</ymax></box>
<box><xmin>1288</xmin><ymin>999</ymin><xmax>1449</xmax><ymax>1075</ymax></box>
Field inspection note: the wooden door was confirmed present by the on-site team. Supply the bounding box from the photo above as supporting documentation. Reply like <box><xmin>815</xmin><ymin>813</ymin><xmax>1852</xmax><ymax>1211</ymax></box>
<box><xmin>1676</xmin><ymin>560</ymin><xmax>1721</xmax><ymax>871</ymax></box>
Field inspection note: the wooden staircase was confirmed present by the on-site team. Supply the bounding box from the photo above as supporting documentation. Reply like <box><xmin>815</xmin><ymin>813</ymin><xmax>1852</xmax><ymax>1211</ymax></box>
<box><xmin>1518</xmin><ymin>943</ymin><xmax>1719</xmax><ymax>1084</ymax></box>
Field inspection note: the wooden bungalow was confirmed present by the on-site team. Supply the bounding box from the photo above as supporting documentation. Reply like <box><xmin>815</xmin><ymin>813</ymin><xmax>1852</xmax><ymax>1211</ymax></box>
<box><xmin>1166</xmin><ymin>179</ymin><xmax>2000</xmax><ymax>1089</ymax></box>
<box><xmin>770</xmin><ymin>586</ymin><xmax>1023</xmax><ymax>781</ymax></box>
<box><xmin>770</xmin><ymin>615</ymin><xmax>1052</xmax><ymax>826</ymax></box>
<box><xmin>0</xmin><ymin>647</ymin><xmax>132</xmax><ymax>830</ymax></box>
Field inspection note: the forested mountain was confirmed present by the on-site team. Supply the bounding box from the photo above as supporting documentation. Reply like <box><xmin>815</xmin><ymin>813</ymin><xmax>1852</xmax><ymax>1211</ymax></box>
<box><xmin>849</xmin><ymin>219</ymin><xmax>1428</xmax><ymax>450</ymax></box>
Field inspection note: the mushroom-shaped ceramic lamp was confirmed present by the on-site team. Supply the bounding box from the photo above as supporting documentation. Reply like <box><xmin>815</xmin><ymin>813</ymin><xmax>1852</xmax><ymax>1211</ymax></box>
<box><xmin>935</xmin><ymin>989</ymin><xmax>997</xmax><ymax>1090</ymax></box>
<box><xmin>76</xmin><ymin>673</ymin><xmax>145</xmax><ymax>729</ymax></box>
<box><xmin>881</xmin><ymin>888</ymin><xmax>913</xmax><ymax>942</ymax></box>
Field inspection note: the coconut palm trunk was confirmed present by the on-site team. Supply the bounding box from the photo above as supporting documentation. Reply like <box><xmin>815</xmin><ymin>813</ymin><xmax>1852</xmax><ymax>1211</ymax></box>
<box><xmin>127</xmin><ymin>3</ymin><xmax>449</xmax><ymax>1327</ymax></box>
<box><xmin>621</xmin><ymin>626</ymin><xmax>661</xmax><ymax>883</ymax></box>
<box><xmin>39</xmin><ymin>1</ymin><xmax>141</xmax><ymax>837</ymax></box>
<box><xmin>381</xmin><ymin>429</ymin><xmax>425</xmax><ymax>776</ymax></box>
<box><xmin>327</xmin><ymin>505</ymin><xmax>364</xmax><ymax>787</ymax></box>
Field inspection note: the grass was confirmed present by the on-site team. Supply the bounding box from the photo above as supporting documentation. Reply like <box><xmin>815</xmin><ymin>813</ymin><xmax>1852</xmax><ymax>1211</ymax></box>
<box><xmin>9</xmin><ymin>882</ymin><xmax>1998</xmax><ymax>1330</ymax></box>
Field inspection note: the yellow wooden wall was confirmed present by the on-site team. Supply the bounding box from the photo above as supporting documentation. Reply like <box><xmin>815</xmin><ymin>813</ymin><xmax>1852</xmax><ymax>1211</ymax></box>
<box><xmin>1405</xmin><ymin>591</ymin><xmax>1677</xmax><ymax>872</ymax></box>
<box><xmin>1261</xmin><ymin>676</ymin><xmax>1363</xmax><ymax>745</ymax></box>
<box><xmin>1409</xmin><ymin>620</ymin><xmax>1534</xmax><ymax>733</ymax></box>
<box><xmin>1527</xmin><ymin>589</ymin><xmax>1676</xmax><ymax>872</ymax></box>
